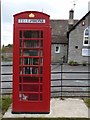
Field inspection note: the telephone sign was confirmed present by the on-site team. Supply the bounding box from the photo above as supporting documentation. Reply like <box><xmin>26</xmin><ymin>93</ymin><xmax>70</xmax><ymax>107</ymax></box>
<box><xmin>18</xmin><ymin>19</ymin><xmax>45</xmax><ymax>23</ymax></box>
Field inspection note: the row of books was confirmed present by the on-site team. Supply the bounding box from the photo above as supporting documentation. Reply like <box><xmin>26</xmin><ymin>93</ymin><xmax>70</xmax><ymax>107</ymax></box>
<box><xmin>20</xmin><ymin>58</ymin><xmax>43</xmax><ymax>65</ymax></box>
<box><xmin>20</xmin><ymin>67</ymin><xmax>43</xmax><ymax>74</ymax></box>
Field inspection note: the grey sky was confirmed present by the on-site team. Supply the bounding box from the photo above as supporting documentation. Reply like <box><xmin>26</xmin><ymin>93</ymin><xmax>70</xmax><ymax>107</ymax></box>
<box><xmin>1</xmin><ymin>0</ymin><xmax>90</xmax><ymax>46</ymax></box>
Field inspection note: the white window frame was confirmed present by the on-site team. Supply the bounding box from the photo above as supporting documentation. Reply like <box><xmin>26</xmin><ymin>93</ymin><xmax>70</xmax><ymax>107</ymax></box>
<box><xmin>83</xmin><ymin>27</ymin><xmax>90</xmax><ymax>46</ymax></box>
<box><xmin>55</xmin><ymin>45</ymin><xmax>60</xmax><ymax>53</ymax></box>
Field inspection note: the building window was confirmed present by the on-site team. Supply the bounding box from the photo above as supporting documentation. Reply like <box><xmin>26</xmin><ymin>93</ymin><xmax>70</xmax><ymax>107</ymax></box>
<box><xmin>55</xmin><ymin>45</ymin><xmax>60</xmax><ymax>53</ymax></box>
<box><xmin>84</xmin><ymin>40</ymin><xmax>88</xmax><ymax>44</ymax></box>
<box><xmin>85</xmin><ymin>29</ymin><xmax>89</xmax><ymax>36</ymax></box>
<box><xmin>83</xmin><ymin>27</ymin><xmax>90</xmax><ymax>46</ymax></box>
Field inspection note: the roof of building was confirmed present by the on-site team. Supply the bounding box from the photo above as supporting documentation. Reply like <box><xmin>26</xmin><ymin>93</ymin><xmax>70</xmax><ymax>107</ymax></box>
<box><xmin>50</xmin><ymin>19</ymin><xmax>78</xmax><ymax>44</ymax></box>
<box><xmin>68</xmin><ymin>11</ymin><xmax>90</xmax><ymax>34</ymax></box>
<box><xmin>52</xmin><ymin>35</ymin><xmax>68</xmax><ymax>44</ymax></box>
<box><xmin>2</xmin><ymin>47</ymin><xmax>13</xmax><ymax>53</ymax></box>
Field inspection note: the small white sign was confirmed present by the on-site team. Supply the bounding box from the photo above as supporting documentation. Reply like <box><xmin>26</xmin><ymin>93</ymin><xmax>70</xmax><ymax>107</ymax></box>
<box><xmin>82</xmin><ymin>48</ymin><xmax>90</xmax><ymax>56</ymax></box>
<box><xmin>18</xmin><ymin>19</ymin><xmax>45</xmax><ymax>23</ymax></box>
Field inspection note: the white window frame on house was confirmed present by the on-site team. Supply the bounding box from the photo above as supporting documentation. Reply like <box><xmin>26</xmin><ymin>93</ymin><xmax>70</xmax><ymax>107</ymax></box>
<box><xmin>83</xmin><ymin>27</ymin><xmax>90</xmax><ymax>46</ymax></box>
<box><xmin>55</xmin><ymin>45</ymin><xmax>60</xmax><ymax>53</ymax></box>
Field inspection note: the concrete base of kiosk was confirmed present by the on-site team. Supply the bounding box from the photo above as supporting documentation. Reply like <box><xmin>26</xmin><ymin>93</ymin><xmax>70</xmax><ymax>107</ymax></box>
<box><xmin>12</xmin><ymin>112</ymin><xmax>49</xmax><ymax>114</ymax></box>
<box><xmin>2</xmin><ymin>98</ymin><xmax>89</xmax><ymax>119</ymax></box>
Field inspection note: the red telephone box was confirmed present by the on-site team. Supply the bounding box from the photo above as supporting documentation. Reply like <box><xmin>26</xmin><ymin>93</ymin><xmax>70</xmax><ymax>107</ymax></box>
<box><xmin>12</xmin><ymin>11</ymin><xmax>51</xmax><ymax>113</ymax></box>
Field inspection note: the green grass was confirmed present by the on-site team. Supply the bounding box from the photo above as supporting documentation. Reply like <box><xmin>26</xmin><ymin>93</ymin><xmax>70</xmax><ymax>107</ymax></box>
<box><xmin>1</xmin><ymin>95</ymin><xmax>12</xmax><ymax>115</ymax></box>
<box><xmin>83</xmin><ymin>98</ymin><xmax>90</xmax><ymax>108</ymax></box>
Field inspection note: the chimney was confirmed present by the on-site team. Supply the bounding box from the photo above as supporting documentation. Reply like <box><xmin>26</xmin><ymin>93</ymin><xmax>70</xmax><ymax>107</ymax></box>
<box><xmin>68</xmin><ymin>9</ymin><xmax>74</xmax><ymax>30</ymax></box>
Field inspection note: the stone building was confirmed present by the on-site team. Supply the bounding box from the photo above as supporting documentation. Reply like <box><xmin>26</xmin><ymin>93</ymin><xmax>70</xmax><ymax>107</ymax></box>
<box><xmin>68</xmin><ymin>11</ymin><xmax>90</xmax><ymax>64</ymax></box>
<box><xmin>2</xmin><ymin>46</ymin><xmax>13</xmax><ymax>61</ymax></box>
<box><xmin>2</xmin><ymin>9</ymin><xmax>90</xmax><ymax>64</ymax></box>
<box><xmin>51</xmin><ymin>20</ymin><xmax>68</xmax><ymax>63</ymax></box>
<box><xmin>51</xmin><ymin>10</ymin><xmax>78</xmax><ymax>63</ymax></box>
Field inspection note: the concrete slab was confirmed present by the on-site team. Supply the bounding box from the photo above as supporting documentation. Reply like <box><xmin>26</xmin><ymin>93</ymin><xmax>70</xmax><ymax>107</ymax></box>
<box><xmin>3</xmin><ymin>98</ymin><xmax>89</xmax><ymax>118</ymax></box>
<box><xmin>0</xmin><ymin>114</ymin><xmax>2</xmax><ymax>120</ymax></box>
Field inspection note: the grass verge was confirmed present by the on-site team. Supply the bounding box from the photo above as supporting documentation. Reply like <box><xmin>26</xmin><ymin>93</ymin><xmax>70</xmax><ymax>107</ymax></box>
<box><xmin>83</xmin><ymin>98</ymin><xmax>90</xmax><ymax>108</ymax></box>
<box><xmin>1</xmin><ymin>95</ymin><xmax>12</xmax><ymax>115</ymax></box>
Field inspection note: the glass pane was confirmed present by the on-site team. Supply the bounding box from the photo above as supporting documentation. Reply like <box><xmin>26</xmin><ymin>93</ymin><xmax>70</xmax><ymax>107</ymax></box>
<box><xmin>23</xmin><ymin>67</ymin><xmax>31</xmax><ymax>74</ymax></box>
<box><xmin>40</xmin><ymin>31</ymin><xmax>43</xmax><ymax>38</ymax></box>
<box><xmin>23</xmin><ymin>30</ymin><xmax>43</xmax><ymax>38</ymax></box>
<box><xmin>19</xmin><ymin>31</ymin><xmax>22</xmax><ymax>38</ymax></box>
<box><xmin>85</xmin><ymin>37</ymin><xmax>89</xmax><ymax>40</ymax></box>
<box><xmin>23</xmin><ymin>77</ymin><xmax>39</xmax><ymax>83</ymax></box>
<box><xmin>85</xmin><ymin>29</ymin><xmax>89</xmax><ymax>36</ymax></box>
<box><xmin>40</xmin><ymin>94</ymin><xmax>43</xmax><ymax>101</ymax></box>
<box><xmin>40</xmin><ymin>77</ymin><xmax>43</xmax><ymax>83</ymax></box>
<box><xmin>24</xmin><ymin>40</ymin><xmax>43</xmax><ymax>48</ymax></box>
<box><xmin>40</xmin><ymin>58</ymin><xmax>43</xmax><ymax>65</ymax></box>
<box><xmin>56</xmin><ymin>46</ymin><xmax>59</xmax><ymax>52</ymax></box>
<box><xmin>20</xmin><ymin>58</ymin><xmax>23</xmax><ymax>65</ymax></box>
<box><xmin>19</xmin><ymin>93</ymin><xmax>39</xmax><ymax>101</ymax></box>
<box><xmin>24</xmin><ymin>58</ymin><xmax>29</xmax><ymax>65</ymax></box>
<box><xmin>28</xmin><ymin>94</ymin><xmax>39</xmax><ymax>101</ymax></box>
<box><xmin>40</xmin><ymin>85</ymin><xmax>42</xmax><ymax>92</ymax></box>
<box><xmin>20</xmin><ymin>67</ymin><xmax>23</xmax><ymax>74</ymax></box>
<box><xmin>24</xmin><ymin>50</ymin><xmax>38</xmax><ymax>56</ymax></box>
<box><xmin>39</xmin><ymin>50</ymin><xmax>43</xmax><ymax>56</ymax></box>
<box><xmin>84</xmin><ymin>40</ymin><xmax>88</xmax><ymax>44</ymax></box>
<box><xmin>20</xmin><ymin>39</ymin><xmax>22</xmax><ymax>47</ymax></box>
<box><xmin>24</xmin><ymin>40</ymin><xmax>39</xmax><ymax>48</ymax></box>
<box><xmin>40</xmin><ymin>40</ymin><xmax>43</xmax><ymax>47</ymax></box>
<box><xmin>23</xmin><ymin>58</ymin><xmax>39</xmax><ymax>65</ymax></box>
<box><xmin>40</xmin><ymin>67</ymin><xmax>43</xmax><ymax>74</ymax></box>
<box><xmin>33</xmin><ymin>58</ymin><xmax>39</xmax><ymax>65</ymax></box>
<box><xmin>23</xmin><ymin>67</ymin><xmax>39</xmax><ymax>74</ymax></box>
<box><xmin>22</xmin><ymin>84</ymin><xmax>39</xmax><ymax>92</ymax></box>
<box><xmin>19</xmin><ymin>76</ymin><xmax>22</xmax><ymax>83</ymax></box>
<box><xmin>20</xmin><ymin>49</ymin><xmax>23</xmax><ymax>56</ymax></box>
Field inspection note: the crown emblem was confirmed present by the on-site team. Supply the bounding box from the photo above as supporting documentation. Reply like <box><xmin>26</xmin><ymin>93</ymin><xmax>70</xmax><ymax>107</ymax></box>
<box><xmin>29</xmin><ymin>13</ymin><xmax>35</xmax><ymax>18</ymax></box>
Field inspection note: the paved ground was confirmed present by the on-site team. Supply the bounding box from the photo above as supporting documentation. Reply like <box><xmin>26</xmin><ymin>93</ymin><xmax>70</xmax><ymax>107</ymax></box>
<box><xmin>3</xmin><ymin>98</ymin><xmax>89</xmax><ymax>119</ymax></box>
<box><xmin>0</xmin><ymin>114</ymin><xmax>2</xmax><ymax>120</ymax></box>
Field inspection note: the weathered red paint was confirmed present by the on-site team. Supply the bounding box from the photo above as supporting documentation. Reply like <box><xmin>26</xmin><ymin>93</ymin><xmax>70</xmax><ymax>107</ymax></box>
<box><xmin>13</xmin><ymin>11</ymin><xmax>51</xmax><ymax>113</ymax></box>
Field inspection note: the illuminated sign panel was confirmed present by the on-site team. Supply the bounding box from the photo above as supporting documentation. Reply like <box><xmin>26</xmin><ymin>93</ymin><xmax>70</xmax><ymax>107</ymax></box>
<box><xmin>18</xmin><ymin>19</ymin><xmax>45</xmax><ymax>23</ymax></box>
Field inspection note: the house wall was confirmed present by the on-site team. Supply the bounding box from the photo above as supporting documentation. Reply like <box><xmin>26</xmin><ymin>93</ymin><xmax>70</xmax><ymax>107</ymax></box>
<box><xmin>68</xmin><ymin>16</ymin><xmax>89</xmax><ymax>64</ymax></box>
<box><xmin>51</xmin><ymin>44</ymin><xmax>67</xmax><ymax>63</ymax></box>
<box><xmin>2</xmin><ymin>52</ymin><xmax>13</xmax><ymax>61</ymax></box>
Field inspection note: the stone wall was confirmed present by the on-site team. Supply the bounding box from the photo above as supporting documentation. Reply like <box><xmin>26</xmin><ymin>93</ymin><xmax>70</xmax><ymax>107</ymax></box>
<box><xmin>51</xmin><ymin>44</ymin><xmax>67</xmax><ymax>63</ymax></box>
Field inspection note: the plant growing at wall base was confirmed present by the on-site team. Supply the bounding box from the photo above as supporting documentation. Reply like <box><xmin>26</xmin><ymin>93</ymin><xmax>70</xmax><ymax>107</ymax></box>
<box><xmin>82</xmin><ymin>61</ymin><xmax>87</xmax><ymax>66</ymax></box>
<box><xmin>68</xmin><ymin>60</ymin><xmax>78</xmax><ymax>66</ymax></box>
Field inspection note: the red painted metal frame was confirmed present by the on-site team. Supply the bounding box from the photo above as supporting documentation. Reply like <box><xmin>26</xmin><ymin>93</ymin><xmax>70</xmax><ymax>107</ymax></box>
<box><xmin>13</xmin><ymin>11</ymin><xmax>51</xmax><ymax>113</ymax></box>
